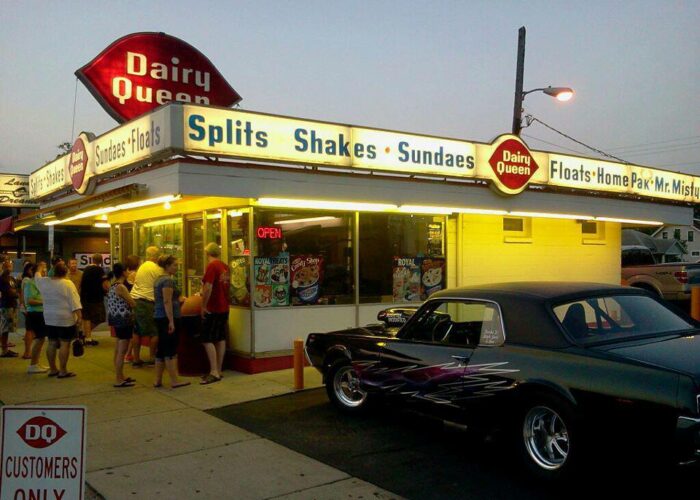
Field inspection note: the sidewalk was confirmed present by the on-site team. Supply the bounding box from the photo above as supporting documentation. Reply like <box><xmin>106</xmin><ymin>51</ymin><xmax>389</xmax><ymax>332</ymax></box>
<box><xmin>0</xmin><ymin>328</ymin><xmax>400</xmax><ymax>499</ymax></box>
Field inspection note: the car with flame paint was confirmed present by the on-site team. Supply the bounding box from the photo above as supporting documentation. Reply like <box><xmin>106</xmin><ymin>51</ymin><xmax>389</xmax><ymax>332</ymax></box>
<box><xmin>306</xmin><ymin>282</ymin><xmax>700</xmax><ymax>480</ymax></box>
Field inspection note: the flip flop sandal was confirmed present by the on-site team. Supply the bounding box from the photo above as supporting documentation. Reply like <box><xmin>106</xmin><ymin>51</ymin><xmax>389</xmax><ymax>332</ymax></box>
<box><xmin>57</xmin><ymin>372</ymin><xmax>76</xmax><ymax>379</ymax></box>
<box><xmin>48</xmin><ymin>371</ymin><xmax>59</xmax><ymax>377</ymax></box>
<box><xmin>125</xmin><ymin>377</ymin><xmax>136</xmax><ymax>383</ymax></box>
<box><xmin>199</xmin><ymin>374</ymin><xmax>220</xmax><ymax>385</ymax></box>
<box><xmin>113</xmin><ymin>380</ymin><xmax>135</xmax><ymax>388</ymax></box>
<box><xmin>153</xmin><ymin>382</ymin><xmax>163</xmax><ymax>388</ymax></box>
<box><xmin>172</xmin><ymin>382</ymin><xmax>191</xmax><ymax>389</ymax></box>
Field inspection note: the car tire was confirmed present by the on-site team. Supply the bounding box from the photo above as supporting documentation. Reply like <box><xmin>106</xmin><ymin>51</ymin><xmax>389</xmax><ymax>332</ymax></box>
<box><xmin>517</xmin><ymin>392</ymin><xmax>581</xmax><ymax>481</ymax></box>
<box><xmin>325</xmin><ymin>360</ymin><xmax>373</xmax><ymax>413</ymax></box>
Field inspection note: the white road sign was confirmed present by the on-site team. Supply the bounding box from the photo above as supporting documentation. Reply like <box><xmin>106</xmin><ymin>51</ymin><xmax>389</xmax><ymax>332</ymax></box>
<box><xmin>1</xmin><ymin>406</ymin><xmax>87</xmax><ymax>500</ymax></box>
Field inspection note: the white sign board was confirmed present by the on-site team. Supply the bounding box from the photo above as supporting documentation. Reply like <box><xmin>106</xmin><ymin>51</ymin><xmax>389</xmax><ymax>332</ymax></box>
<box><xmin>1</xmin><ymin>406</ymin><xmax>87</xmax><ymax>500</ymax></box>
<box><xmin>73</xmin><ymin>253</ymin><xmax>111</xmax><ymax>270</ymax></box>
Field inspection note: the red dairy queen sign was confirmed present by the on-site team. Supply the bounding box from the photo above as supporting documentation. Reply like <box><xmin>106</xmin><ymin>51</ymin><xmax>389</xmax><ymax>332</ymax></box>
<box><xmin>76</xmin><ymin>32</ymin><xmax>242</xmax><ymax>123</ymax></box>
<box><xmin>488</xmin><ymin>137</ymin><xmax>539</xmax><ymax>195</ymax></box>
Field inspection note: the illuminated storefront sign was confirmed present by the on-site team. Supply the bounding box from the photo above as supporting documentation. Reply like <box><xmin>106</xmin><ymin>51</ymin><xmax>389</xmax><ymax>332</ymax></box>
<box><xmin>76</xmin><ymin>32</ymin><xmax>241</xmax><ymax>123</ymax></box>
<box><xmin>257</xmin><ymin>226</ymin><xmax>283</xmax><ymax>239</ymax></box>
<box><xmin>30</xmin><ymin>103</ymin><xmax>700</xmax><ymax>203</ymax></box>
<box><xmin>0</xmin><ymin>174</ymin><xmax>35</xmax><ymax>207</ymax></box>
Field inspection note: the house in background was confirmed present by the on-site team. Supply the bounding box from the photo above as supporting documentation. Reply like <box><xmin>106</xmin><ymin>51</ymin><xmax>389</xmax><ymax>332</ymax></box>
<box><xmin>652</xmin><ymin>220</ymin><xmax>700</xmax><ymax>260</ymax></box>
<box><xmin>622</xmin><ymin>229</ymin><xmax>687</xmax><ymax>263</ymax></box>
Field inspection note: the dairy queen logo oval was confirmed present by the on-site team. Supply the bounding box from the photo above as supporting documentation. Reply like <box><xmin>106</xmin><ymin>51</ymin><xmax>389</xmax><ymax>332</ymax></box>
<box><xmin>488</xmin><ymin>136</ymin><xmax>540</xmax><ymax>195</ymax></box>
<box><xmin>76</xmin><ymin>32</ymin><xmax>242</xmax><ymax>123</ymax></box>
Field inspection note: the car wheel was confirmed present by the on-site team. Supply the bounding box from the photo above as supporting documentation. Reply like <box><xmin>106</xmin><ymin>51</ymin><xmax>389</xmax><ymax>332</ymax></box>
<box><xmin>326</xmin><ymin>360</ymin><xmax>371</xmax><ymax>413</ymax></box>
<box><xmin>518</xmin><ymin>394</ymin><xmax>580</xmax><ymax>480</ymax></box>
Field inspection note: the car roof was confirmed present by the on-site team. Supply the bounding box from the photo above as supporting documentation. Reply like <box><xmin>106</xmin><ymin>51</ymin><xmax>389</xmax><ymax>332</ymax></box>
<box><xmin>430</xmin><ymin>281</ymin><xmax>635</xmax><ymax>302</ymax></box>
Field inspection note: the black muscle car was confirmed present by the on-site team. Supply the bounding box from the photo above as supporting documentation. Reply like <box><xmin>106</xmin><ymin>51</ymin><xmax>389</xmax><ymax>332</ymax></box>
<box><xmin>306</xmin><ymin>282</ymin><xmax>700</xmax><ymax>479</ymax></box>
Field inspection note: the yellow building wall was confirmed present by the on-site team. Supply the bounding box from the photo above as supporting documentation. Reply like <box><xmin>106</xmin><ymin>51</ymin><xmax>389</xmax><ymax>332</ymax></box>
<box><xmin>455</xmin><ymin>215</ymin><xmax>621</xmax><ymax>286</ymax></box>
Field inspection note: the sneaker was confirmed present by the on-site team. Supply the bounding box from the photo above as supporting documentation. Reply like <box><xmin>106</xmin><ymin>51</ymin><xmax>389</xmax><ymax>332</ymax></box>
<box><xmin>27</xmin><ymin>365</ymin><xmax>48</xmax><ymax>374</ymax></box>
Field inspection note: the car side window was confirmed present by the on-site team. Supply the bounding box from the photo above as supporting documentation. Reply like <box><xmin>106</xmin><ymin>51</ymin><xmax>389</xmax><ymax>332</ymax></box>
<box><xmin>400</xmin><ymin>300</ymin><xmax>505</xmax><ymax>347</ymax></box>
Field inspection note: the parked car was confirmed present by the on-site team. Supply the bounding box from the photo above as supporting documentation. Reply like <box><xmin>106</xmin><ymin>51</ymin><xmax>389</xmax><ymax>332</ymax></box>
<box><xmin>306</xmin><ymin>282</ymin><xmax>700</xmax><ymax>480</ymax></box>
<box><xmin>621</xmin><ymin>245</ymin><xmax>700</xmax><ymax>301</ymax></box>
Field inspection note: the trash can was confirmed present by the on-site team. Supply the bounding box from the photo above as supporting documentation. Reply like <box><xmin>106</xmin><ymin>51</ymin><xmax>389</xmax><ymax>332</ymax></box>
<box><xmin>177</xmin><ymin>295</ymin><xmax>209</xmax><ymax>377</ymax></box>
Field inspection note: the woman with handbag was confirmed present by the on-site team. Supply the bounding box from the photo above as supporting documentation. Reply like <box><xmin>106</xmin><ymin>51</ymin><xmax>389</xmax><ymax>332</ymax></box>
<box><xmin>35</xmin><ymin>262</ymin><xmax>82</xmax><ymax>378</ymax></box>
<box><xmin>107</xmin><ymin>263</ymin><xmax>136</xmax><ymax>387</ymax></box>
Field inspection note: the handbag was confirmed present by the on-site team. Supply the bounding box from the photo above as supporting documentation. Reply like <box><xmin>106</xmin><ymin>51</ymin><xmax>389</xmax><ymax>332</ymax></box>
<box><xmin>72</xmin><ymin>337</ymin><xmax>85</xmax><ymax>357</ymax></box>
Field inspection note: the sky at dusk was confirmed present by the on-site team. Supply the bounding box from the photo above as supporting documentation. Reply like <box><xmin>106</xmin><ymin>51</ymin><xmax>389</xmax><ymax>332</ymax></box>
<box><xmin>1</xmin><ymin>0</ymin><xmax>699</xmax><ymax>175</ymax></box>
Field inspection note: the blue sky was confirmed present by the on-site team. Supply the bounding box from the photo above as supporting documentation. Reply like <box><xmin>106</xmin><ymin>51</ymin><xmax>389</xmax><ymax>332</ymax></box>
<box><xmin>1</xmin><ymin>0</ymin><xmax>698</xmax><ymax>174</ymax></box>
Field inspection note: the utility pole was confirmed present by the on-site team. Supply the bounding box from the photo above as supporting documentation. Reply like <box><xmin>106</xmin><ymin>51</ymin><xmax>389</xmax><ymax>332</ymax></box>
<box><xmin>512</xmin><ymin>26</ymin><xmax>526</xmax><ymax>135</ymax></box>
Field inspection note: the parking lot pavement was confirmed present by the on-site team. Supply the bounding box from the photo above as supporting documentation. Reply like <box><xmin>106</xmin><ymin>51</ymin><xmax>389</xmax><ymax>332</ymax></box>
<box><xmin>208</xmin><ymin>388</ymin><xmax>700</xmax><ymax>500</ymax></box>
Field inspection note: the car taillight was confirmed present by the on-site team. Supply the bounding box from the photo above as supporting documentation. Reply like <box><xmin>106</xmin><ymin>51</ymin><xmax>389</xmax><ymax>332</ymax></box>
<box><xmin>674</xmin><ymin>271</ymin><xmax>689</xmax><ymax>284</ymax></box>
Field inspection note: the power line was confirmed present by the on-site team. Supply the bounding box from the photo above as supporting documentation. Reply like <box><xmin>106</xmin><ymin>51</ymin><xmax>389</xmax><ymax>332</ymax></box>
<box><xmin>521</xmin><ymin>134</ymin><xmax>591</xmax><ymax>156</ymax></box>
<box><xmin>606</xmin><ymin>135</ymin><xmax>700</xmax><ymax>152</ymax></box>
<box><xmin>617</xmin><ymin>141</ymin><xmax>700</xmax><ymax>158</ymax></box>
<box><xmin>524</xmin><ymin>113</ymin><xmax>630</xmax><ymax>164</ymax></box>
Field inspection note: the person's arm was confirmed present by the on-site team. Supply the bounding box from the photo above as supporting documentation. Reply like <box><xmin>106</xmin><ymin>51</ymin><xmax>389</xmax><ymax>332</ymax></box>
<box><xmin>67</xmin><ymin>281</ymin><xmax>83</xmax><ymax>325</ymax></box>
<box><xmin>19</xmin><ymin>280</ymin><xmax>26</xmax><ymax>309</ymax></box>
<box><xmin>102</xmin><ymin>275</ymin><xmax>110</xmax><ymax>293</ymax></box>
<box><xmin>25</xmin><ymin>281</ymin><xmax>42</xmax><ymax>306</ymax></box>
<box><xmin>200</xmin><ymin>282</ymin><xmax>212</xmax><ymax>316</ymax></box>
<box><xmin>116</xmin><ymin>283</ymin><xmax>136</xmax><ymax>308</ymax></box>
<box><xmin>163</xmin><ymin>285</ymin><xmax>175</xmax><ymax>334</ymax></box>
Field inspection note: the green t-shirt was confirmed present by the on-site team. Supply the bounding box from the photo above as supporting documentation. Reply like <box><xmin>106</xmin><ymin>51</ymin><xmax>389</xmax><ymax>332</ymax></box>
<box><xmin>23</xmin><ymin>277</ymin><xmax>43</xmax><ymax>312</ymax></box>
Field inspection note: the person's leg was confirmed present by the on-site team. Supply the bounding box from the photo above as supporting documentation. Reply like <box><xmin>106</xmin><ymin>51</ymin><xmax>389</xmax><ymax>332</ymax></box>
<box><xmin>115</xmin><ymin>339</ymin><xmax>129</xmax><ymax>383</ymax></box>
<box><xmin>149</xmin><ymin>333</ymin><xmax>158</xmax><ymax>363</ymax></box>
<box><xmin>30</xmin><ymin>337</ymin><xmax>45</xmax><ymax>366</ymax></box>
<box><xmin>203</xmin><ymin>343</ymin><xmax>219</xmax><ymax>378</ymax></box>
<box><xmin>58</xmin><ymin>340</ymin><xmax>71</xmax><ymax>375</ymax></box>
<box><xmin>216</xmin><ymin>340</ymin><xmax>226</xmax><ymax>374</ymax></box>
<box><xmin>22</xmin><ymin>322</ymin><xmax>34</xmax><ymax>359</ymax></box>
<box><xmin>82</xmin><ymin>319</ymin><xmax>92</xmax><ymax>341</ymax></box>
<box><xmin>46</xmin><ymin>338</ymin><xmax>58</xmax><ymax>374</ymax></box>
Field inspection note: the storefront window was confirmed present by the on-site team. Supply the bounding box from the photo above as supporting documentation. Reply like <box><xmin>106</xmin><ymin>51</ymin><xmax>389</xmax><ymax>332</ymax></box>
<box><xmin>138</xmin><ymin>217</ymin><xmax>184</xmax><ymax>286</ymax></box>
<box><xmin>359</xmin><ymin>214</ymin><xmax>446</xmax><ymax>304</ymax></box>
<box><xmin>228</xmin><ymin>209</ymin><xmax>250</xmax><ymax>307</ymax></box>
<box><xmin>206</xmin><ymin>210</ymin><xmax>222</xmax><ymax>248</ymax></box>
<box><xmin>111</xmin><ymin>225</ymin><xmax>121</xmax><ymax>263</ymax></box>
<box><xmin>253</xmin><ymin>210</ymin><xmax>353</xmax><ymax>307</ymax></box>
<box><xmin>185</xmin><ymin>216</ymin><xmax>204</xmax><ymax>295</ymax></box>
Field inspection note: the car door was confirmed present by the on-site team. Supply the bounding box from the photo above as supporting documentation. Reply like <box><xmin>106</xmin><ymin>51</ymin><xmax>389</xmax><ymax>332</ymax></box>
<box><xmin>366</xmin><ymin>299</ymin><xmax>492</xmax><ymax>407</ymax></box>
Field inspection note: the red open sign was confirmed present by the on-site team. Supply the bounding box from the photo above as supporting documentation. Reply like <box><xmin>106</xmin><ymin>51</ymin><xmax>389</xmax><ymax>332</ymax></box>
<box><xmin>257</xmin><ymin>226</ymin><xmax>283</xmax><ymax>239</ymax></box>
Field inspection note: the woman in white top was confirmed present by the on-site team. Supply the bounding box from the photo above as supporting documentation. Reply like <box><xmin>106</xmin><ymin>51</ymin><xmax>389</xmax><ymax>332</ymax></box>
<box><xmin>35</xmin><ymin>262</ymin><xmax>82</xmax><ymax>378</ymax></box>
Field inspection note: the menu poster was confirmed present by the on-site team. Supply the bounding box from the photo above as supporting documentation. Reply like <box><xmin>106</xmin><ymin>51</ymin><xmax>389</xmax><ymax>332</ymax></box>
<box><xmin>254</xmin><ymin>256</ymin><xmax>290</xmax><ymax>307</ymax></box>
<box><xmin>290</xmin><ymin>255</ymin><xmax>324</xmax><ymax>305</ymax></box>
<box><xmin>229</xmin><ymin>257</ymin><xmax>250</xmax><ymax>306</ymax></box>
<box><xmin>392</xmin><ymin>257</ymin><xmax>422</xmax><ymax>302</ymax></box>
<box><xmin>421</xmin><ymin>258</ymin><xmax>446</xmax><ymax>299</ymax></box>
<box><xmin>427</xmin><ymin>222</ymin><xmax>443</xmax><ymax>257</ymax></box>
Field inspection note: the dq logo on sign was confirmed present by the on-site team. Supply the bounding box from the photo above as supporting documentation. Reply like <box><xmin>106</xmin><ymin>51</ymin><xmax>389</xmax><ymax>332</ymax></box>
<box><xmin>76</xmin><ymin>32</ymin><xmax>242</xmax><ymax>123</ymax></box>
<box><xmin>16</xmin><ymin>416</ymin><xmax>67</xmax><ymax>449</ymax></box>
<box><xmin>68</xmin><ymin>133</ymin><xmax>96</xmax><ymax>195</ymax></box>
<box><xmin>488</xmin><ymin>136</ymin><xmax>540</xmax><ymax>195</ymax></box>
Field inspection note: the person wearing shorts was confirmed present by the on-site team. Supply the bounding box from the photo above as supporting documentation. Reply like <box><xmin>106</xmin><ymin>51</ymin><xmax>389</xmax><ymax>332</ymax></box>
<box><xmin>80</xmin><ymin>254</ymin><xmax>109</xmax><ymax>346</ymax></box>
<box><xmin>23</xmin><ymin>263</ymin><xmax>48</xmax><ymax>374</ymax></box>
<box><xmin>107</xmin><ymin>263</ymin><xmax>136</xmax><ymax>387</ymax></box>
<box><xmin>130</xmin><ymin>247</ymin><xmax>162</xmax><ymax>366</ymax></box>
<box><xmin>36</xmin><ymin>262</ymin><xmax>82</xmax><ymax>378</ymax></box>
<box><xmin>153</xmin><ymin>255</ymin><xmax>189</xmax><ymax>389</ymax></box>
<box><xmin>0</xmin><ymin>259</ymin><xmax>19</xmax><ymax>358</ymax></box>
<box><xmin>199</xmin><ymin>243</ymin><xmax>231</xmax><ymax>385</ymax></box>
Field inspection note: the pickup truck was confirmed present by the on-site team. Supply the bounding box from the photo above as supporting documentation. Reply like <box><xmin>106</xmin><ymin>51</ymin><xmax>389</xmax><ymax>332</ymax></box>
<box><xmin>621</xmin><ymin>245</ymin><xmax>700</xmax><ymax>301</ymax></box>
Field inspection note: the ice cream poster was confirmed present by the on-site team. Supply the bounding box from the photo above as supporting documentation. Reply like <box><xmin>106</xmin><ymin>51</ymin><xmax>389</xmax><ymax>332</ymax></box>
<box><xmin>392</xmin><ymin>257</ymin><xmax>422</xmax><ymax>302</ymax></box>
<box><xmin>290</xmin><ymin>255</ymin><xmax>324</xmax><ymax>305</ymax></box>
<box><xmin>421</xmin><ymin>258</ymin><xmax>445</xmax><ymax>299</ymax></box>
<box><xmin>229</xmin><ymin>257</ymin><xmax>250</xmax><ymax>306</ymax></box>
<box><xmin>254</xmin><ymin>256</ymin><xmax>290</xmax><ymax>307</ymax></box>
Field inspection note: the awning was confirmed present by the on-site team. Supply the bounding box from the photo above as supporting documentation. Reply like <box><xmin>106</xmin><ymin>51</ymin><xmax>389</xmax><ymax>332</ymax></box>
<box><xmin>15</xmin><ymin>183</ymin><xmax>145</xmax><ymax>230</ymax></box>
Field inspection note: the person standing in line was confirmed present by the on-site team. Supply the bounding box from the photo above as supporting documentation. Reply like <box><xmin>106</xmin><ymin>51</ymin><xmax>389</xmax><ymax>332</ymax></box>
<box><xmin>36</xmin><ymin>262</ymin><xmax>82</xmax><ymax>378</ymax></box>
<box><xmin>67</xmin><ymin>259</ymin><xmax>83</xmax><ymax>293</ymax></box>
<box><xmin>130</xmin><ymin>247</ymin><xmax>162</xmax><ymax>366</ymax></box>
<box><xmin>123</xmin><ymin>255</ymin><xmax>141</xmax><ymax>363</ymax></box>
<box><xmin>19</xmin><ymin>263</ymin><xmax>32</xmax><ymax>359</ymax></box>
<box><xmin>80</xmin><ymin>254</ymin><xmax>109</xmax><ymax>346</ymax></box>
<box><xmin>153</xmin><ymin>255</ymin><xmax>189</xmax><ymax>389</ymax></box>
<box><xmin>47</xmin><ymin>256</ymin><xmax>64</xmax><ymax>277</ymax></box>
<box><xmin>24</xmin><ymin>263</ymin><xmax>48</xmax><ymax>373</ymax></box>
<box><xmin>107</xmin><ymin>263</ymin><xmax>136</xmax><ymax>387</ymax></box>
<box><xmin>199</xmin><ymin>243</ymin><xmax>231</xmax><ymax>385</ymax></box>
<box><xmin>0</xmin><ymin>260</ymin><xmax>19</xmax><ymax>358</ymax></box>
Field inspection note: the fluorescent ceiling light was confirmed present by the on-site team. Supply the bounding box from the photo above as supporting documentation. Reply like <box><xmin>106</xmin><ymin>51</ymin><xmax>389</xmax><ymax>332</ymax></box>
<box><xmin>510</xmin><ymin>211</ymin><xmax>593</xmax><ymax>220</ymax></box>
<box><xmin>399</xmin><ymin>205</ymin><xmax>453</xmax><ymax>215</ymax></box>
<box><xmin>93</xmin><ymin>223</ymin><xmax>111</xmax><ymax>228</ymax></box>
<box><xmin>116</xmin><ymin>195</ymin><xmax>181</xmax><ymax>211</ymax></box>
<box><xmin>594</xmin><ymin>217</ymin><xmax>663</xmax><ymax>226</ymax></box>
<box><xmin>257</xmin><ymin>198</ymin><xmax>397</xmax><ymax>212</ymax></box>
<box><xmin>228</xmin><ymin>211</ymin><xmax>244</xmax><ymax>218</ymax></box>
<box><xmin>207</xmin><ymin>212</ymin><xmax>223</xmax><ymax>220</ymax></box>
<box><xmin>453</xmin><ymin>208</ymin><xmax>508</xmax><ymax>215</ymax></box>
<box><xmin>274</xmin><ymin>216</ymin><xmax>339</xmax><ymax>225</ymax></box>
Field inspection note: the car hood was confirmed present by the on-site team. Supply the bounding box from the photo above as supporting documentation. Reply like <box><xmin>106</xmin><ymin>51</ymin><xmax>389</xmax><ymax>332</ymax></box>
<box><xmin>592</xmin><ymin>333</ymin><xmax>700</xmax><ymax>380</ymax></box>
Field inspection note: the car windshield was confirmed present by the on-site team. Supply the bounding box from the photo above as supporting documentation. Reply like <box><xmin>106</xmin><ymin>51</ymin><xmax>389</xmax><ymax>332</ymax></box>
<box><xmin>553</xmin><ymin>294</ymin><xmax>695</xmax><ymax>344</ymax></box>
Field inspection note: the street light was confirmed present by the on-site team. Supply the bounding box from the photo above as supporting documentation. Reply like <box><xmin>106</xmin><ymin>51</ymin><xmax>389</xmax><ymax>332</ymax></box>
<box><xmin>511</xmin><ymin>26</ymin><xmax>574</xmax><ymax>135</ymax></box>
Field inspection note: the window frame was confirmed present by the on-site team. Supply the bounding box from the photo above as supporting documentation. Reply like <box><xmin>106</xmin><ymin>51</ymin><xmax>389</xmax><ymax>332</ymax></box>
<box><xmin>398</xmin><ymin>297</ymin><xmax>507</xmax><ymax>347</ymax></box>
